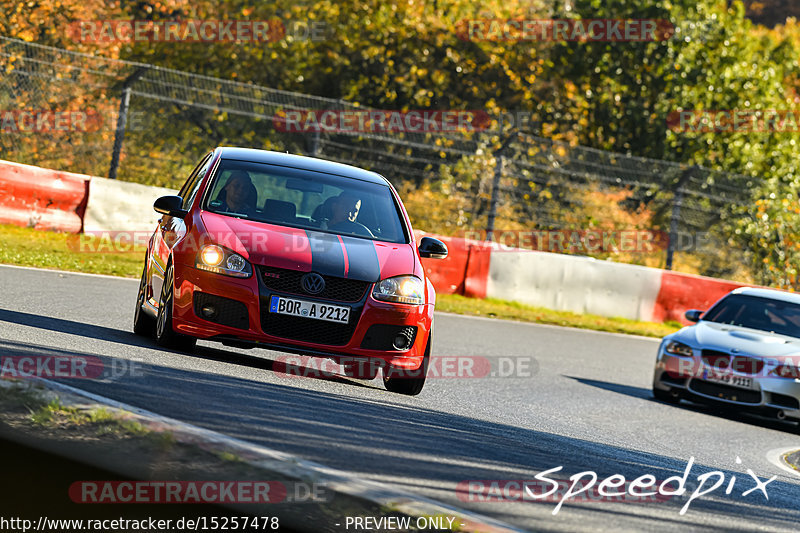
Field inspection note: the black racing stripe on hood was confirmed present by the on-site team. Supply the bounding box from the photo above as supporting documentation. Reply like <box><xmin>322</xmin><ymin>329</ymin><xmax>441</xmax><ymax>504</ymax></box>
<box><xmin>305</xmin><ymin>231</ymin><xmax>345</xmax><ymax>278</ymax></box>
<box><xmin>340</xmin><ymin>236</ymin><xmax>381</xmax><ymax>282</ymax></box>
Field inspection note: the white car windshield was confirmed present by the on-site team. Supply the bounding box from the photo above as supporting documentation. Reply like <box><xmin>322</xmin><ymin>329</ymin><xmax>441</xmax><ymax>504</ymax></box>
<box><xmin>702</xmin><ymin>294</ymin><xmax>800</xmax><ymax>338</ymax></box>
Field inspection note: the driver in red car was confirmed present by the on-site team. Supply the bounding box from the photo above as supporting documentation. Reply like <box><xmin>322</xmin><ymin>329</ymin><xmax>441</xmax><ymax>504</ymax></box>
<box><xmin>326</xmin><ymin>192</ymin><xmax>374</xmax><ymax>237</ymax></box>
<box><xmin>218</xmin><ymin>171</ymin><xmax>257</xmax><ymax>216</ymax></box>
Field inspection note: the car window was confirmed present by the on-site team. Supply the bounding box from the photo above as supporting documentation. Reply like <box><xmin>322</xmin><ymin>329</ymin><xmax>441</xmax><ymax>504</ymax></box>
<box><xmin>203</xmin><ymin>160</ymin><xmax>408</xmax><ymax>244</ymax></box>
<box><xmin>179</xmin><ymin>153</ymin><xmax>213</xmax><ymax>210</ymax></box>
<box><xmin>703</xmin><ymin>294</ymin><xmax>800</xmax><ymax>338</ymax></box>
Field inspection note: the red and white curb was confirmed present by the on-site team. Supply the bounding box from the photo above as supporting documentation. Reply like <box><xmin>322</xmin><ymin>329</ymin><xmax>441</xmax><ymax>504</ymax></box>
<box><xmin>766</xmin><ymin>447</ymin><xmax>800</xmax><ymax>480</ymax></box>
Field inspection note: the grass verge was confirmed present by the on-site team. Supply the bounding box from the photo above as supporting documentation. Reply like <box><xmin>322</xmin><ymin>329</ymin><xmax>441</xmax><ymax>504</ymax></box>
<box><xmin>436</xmin><ymin>294</ymin><xmax>680</xmax><ymax>338</ymax></box>
<box><xmin>0</xmin><ymin>380</ymin><xmax>175</xmax><ymax>448</ymax></box>
<box><xmin>0</xmin><ymin>223</ymin><xmax>680</xmax><ymax>338</ymax></box>
<box><xmin>0</xmin><ymin>223</ymin><xmax>142</xmax><ymax>277</ymax></box>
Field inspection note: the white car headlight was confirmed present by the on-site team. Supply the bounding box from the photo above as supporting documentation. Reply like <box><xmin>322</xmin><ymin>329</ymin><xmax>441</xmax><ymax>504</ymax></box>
<box><xmin>665</xmin><ymin>341</ymin><xmax>693</xmax><ymax>357</ymax></box>
<box><xmin>197</xmin><ymin>245</ymin><xmax>252</xmax><ymax>278</ymax></box>
<box><xmin>372</xmin><ymin>276</ymin><xmax>424</xmax><ymax>305</ymax></box>
<box><xmin>201</xmin><ymin>244</ymin><xmax>224</xmax><ymax>266</ymax></box>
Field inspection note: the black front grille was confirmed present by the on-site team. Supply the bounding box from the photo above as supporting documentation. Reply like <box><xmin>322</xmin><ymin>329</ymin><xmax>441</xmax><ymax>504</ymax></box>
<box><xmin>689</xmin><ymin>380</ymin><xmax>761</xmax><ymax>404</ymax></box>
<box><xmin>701</xmin><ymin>350</ymin><xmax>765</xmax><ymax>375</ymax></box>
<box><xmin>769</xmin><ymin>393</ymin><xmax>800</xmax><ymax>410</ymax></box>
<box><xmin>701</xmin><ymin>350</ymin><xmax>731</xmax><ymax>369</ymax></box>
<box><xmin>259</xmin><ymin>266</ymin><xmax>369</xmax><ymax>302</ymax></box>
<box><xmin>260</xmin><ymin>302</ymin><xmax>360</xmax><ymax>346</ymax></box>
<box><xmin>194</xmin><ymin>293</ymin><xmax>249</xmax><ymax>330</ymax></box>
<box><xmin>360</xmin><ymin>325</ymin><xmax>417</xmax><ymax>351</ymax></box>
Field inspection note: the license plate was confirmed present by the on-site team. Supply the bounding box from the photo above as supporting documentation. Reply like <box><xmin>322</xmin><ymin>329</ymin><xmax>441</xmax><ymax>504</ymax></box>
<box><xmin>269</xmin><ymin>296</ymin><xmax>350</xmax><ymax>324</ymax></box>
<box><xmin>702</xmin><ymin>369</ymin><xmax>753</xmax><ymax>389</ymax></box>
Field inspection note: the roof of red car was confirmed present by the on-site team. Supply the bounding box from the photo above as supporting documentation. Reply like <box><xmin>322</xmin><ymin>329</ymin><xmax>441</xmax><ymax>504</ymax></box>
<box><xmin>216</xmin><ymin>147</ymin><xmax>390</xmax><ymax>186</ymax></box>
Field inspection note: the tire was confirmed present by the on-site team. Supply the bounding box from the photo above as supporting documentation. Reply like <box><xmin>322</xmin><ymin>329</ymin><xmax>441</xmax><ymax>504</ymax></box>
<box><xmin>383</xmin><ymin>334</ymin><xmax>430</xmax><ymax>396</ymax></box>
<box><xmin>155</xmin><ymin>264</ymin><xmax>197</xmax><ymax>352</ymax></box>
<box><xmin>133</xmin><ymin>260</ymin><xmax>156</xmax><ymax>337</ymax></box>
<box><xmin>653</xmin><ymin>387</ymin><xmax>680</xmax><ymax>404</ymax></box>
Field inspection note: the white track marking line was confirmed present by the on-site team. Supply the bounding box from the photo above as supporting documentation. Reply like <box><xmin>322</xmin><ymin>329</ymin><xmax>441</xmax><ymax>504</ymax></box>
<box><xmin>0</xmin><ymin>263</ymin><xmax>138</xmax><ymax>281</ymax></box>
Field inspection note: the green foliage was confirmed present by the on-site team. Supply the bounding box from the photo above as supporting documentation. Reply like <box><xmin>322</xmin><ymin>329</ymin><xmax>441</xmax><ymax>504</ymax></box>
<box><xmin>541</xmin><ymin>0</ymin><xmax>800</xmax><ymax>285</ymax></box>
<box><xmin>4</xmin><ymin>0</ymin><xmax>800</xmax><ymax>285</ymax></box>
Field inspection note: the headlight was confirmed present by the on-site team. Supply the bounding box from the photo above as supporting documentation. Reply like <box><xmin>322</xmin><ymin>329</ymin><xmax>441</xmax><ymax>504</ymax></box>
<box><xmin>665</xmin><ymin>341</ymin><xmax>693</xmax><ymax>357</ymax></box>
<box><xmin>201</xmin><ymin>245</ymin><xmax>224</xmax><ymax>266</ymax></box>
<box><xmin>372</xmin><ymin>275</ymin><xmax>424</xmax><ymax>305</ymax></box>
<box><xmin>197</xmin><ymin>245</ymin><xmax>252</xmax><ymax>278</ymax></box>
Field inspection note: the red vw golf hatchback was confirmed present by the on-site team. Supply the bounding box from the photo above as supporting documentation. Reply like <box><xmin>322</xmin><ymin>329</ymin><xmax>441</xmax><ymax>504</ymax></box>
<box><xmin>133</xmin><ymin>147</ymin><xmax>447</xmax><ymax>395</ymax></box>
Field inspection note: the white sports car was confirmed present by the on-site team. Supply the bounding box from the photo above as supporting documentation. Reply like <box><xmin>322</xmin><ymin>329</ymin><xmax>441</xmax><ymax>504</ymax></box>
<box><xmin>652</xmin><ymin>287</ymin><xmax>800</xmax><ymax>426</ymax></box>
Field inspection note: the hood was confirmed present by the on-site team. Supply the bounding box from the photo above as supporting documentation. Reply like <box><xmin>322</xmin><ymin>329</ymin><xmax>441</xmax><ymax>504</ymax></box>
<box><xmin>199</xmin><ymin>211</ymin><xmax>418</xmax><ymax>282</ymax></box>
<box><xmin>672</xmin><ymin>320</ymin><xmax>800</xmax><ymax>359</ymax></box>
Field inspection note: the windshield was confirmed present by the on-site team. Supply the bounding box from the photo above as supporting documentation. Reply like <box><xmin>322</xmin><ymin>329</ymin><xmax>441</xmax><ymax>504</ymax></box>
<box><xmin>702</xmin><ymin>293</ymin><xmax>800</xmax><ymax>338</ymax></box>
<box><xmin>203</xmin><ymin>159</ymin><xmax>408</xmax><ymax>244</ymax></box>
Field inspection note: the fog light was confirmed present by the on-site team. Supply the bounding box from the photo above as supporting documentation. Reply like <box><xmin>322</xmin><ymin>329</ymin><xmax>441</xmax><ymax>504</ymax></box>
<box><xmin>393</xmin><ymin>334</ymin><xmax>410</xmax><ymax>350</ymax></box>
<box><xmin>201</xmin><ymin>305</ymin><xmax>218</xmax><ymax>319</ymax></box>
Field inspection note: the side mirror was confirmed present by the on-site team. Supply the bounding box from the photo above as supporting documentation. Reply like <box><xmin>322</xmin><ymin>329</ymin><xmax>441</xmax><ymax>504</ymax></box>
<box><xmin>684</xmin><ymin>309</ymin><xmax>703</xmax><ymax>322</ymax></box>
<box><xmin>154</xmin><ymin>195</ymin><xmax>188</xmax><ymax>218</ymax></box>
<box><xmin>418</xmin><ymin>237</ymin><xmax>448</xmax><ymax>259</ymax></box>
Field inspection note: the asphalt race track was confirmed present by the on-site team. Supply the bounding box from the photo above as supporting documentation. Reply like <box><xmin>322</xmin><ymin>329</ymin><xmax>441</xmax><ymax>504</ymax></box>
<box><xmin>2</xmin><ymin>264</ymin><xmax>800</xmax><ymax>532</ymax></box>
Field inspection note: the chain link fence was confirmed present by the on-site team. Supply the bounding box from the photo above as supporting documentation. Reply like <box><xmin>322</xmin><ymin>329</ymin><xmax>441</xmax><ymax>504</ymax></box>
<box><xmin>0</xmin><ymin>36</ymin><xmax>756</xmax><ymax>280</ymax></box>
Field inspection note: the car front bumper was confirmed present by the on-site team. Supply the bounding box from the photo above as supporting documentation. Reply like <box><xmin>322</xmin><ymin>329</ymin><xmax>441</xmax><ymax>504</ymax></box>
<box><xmin>170</xmin><ymin>265</ymin><xmax>432</xmax><ymax>369</ymax></box>
<box><xmin>653</xmin><ymin>347</ymin><xmax>800</xmax><ymax>421</ymax></box>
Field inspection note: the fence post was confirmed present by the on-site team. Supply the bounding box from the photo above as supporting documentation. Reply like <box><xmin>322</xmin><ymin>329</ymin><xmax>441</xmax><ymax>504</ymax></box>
<box><xmin>308</xmin><ymin>128</ymin><xmax>321</xmax><ymax>156</ymax></box>
<box><xmin>108</xmin><ymin>86</ymin><xmax>131</xmax><ymax>180</ymax></box>
<box><xmin>108</xmin><ymin>67</ymin><xmax>148</xmax><ymax>180</ymax></box>
<box><xmin>665</xmin><ymin>165</ymin><xmax>697</xmax><ymax>270</ymax></box>
<box><xmin>486</xmin><ymin>149</ymin><xmax>503</xmax><ymax>242</ymax></box>
<box><xmin>486</xmin><ymin>127</ymin><xmax>517</xmax><ymax>242</ymax></box>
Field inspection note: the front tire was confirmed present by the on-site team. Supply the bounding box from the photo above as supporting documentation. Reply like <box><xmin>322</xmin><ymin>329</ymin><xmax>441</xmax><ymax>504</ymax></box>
<box><xmin>133</xmin><ymin>260</ymin><xmax>156</xmax><ymax>337</ymax></box>
<box><xmin>155</xmin><ymin>264</ymin><xmax>197</xmax><ymax>352</ymax></box>
<box><xmin>383</xmin><ymin>334</ymin><xmax>430</xmax><ymax>396</ymax></box>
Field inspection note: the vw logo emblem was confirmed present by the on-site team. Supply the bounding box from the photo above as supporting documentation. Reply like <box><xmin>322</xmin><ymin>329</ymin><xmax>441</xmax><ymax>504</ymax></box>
<box><xmin>301</xmin><ymin>273</ymin><xmax>325</xmax><ymax>295</ymax></box>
